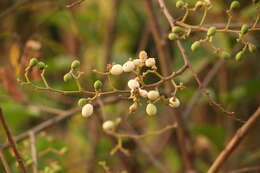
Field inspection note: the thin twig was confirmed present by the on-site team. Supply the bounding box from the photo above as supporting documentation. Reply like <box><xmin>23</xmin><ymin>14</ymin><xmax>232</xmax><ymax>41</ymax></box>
<box><xmin>0</xmin><ymin>108</ymin><xmax>28</xmax><ymax>173</ymax></box>
<box><xmin>29</xmin><ymin>132</ymin><xmax>37</xmax><ymax>173</ymax></box>
<box><xmin>66</xmin><ymin>0</ymin><xmax>85</xmax><ymax>8</ymax></box>
<box><xmin>208</xmin><ymin>106</ymin><xmax>260</xmax><ymax>173</ymax></box>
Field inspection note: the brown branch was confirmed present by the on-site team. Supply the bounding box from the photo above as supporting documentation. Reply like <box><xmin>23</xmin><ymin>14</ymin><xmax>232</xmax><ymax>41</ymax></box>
<box><xmin>143</xmin><ymin>1</ymin><xmax>196</xmax><ymax>172</ymax></box>
<box><xmin>228</xmin><ymin>166</ymin><xmax>260</xmax><ymax>173</ymax></box>
<box><xmin>0</xmin><ymin>108</ymin><xmax>28</xmax><ymax>173</ymax></box>
<box><xmin>66</xmin><ymin>0</ymin><xmax>85</xmax><ymax>8</ymax></box>
<box><xmin>208</xmin><ymin>106</ymin><xmax>260</xmax><ymax>173</ymax></box>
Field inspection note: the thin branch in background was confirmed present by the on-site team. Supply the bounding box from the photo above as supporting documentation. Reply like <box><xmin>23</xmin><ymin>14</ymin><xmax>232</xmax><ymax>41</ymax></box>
<box><xmin>228</xmin><ymin>166</ymin><xmax>260</xmax><ymax>173</ymax></box>
<box><xmin>66</xmin><ymin>0</ymin><xmax>86</xmax><ymax>8</ymax></box>
<box><xmin>103</xmin><ymin>0</ymin><xmax>121</xmax><ymax>70</ymax></box>
<box><xmin>29</xmin><ymin>132</ymin><xmax>37</xmax><ymax>173</ymax></box>
<box><xmin>208</xmin><ymin>106</ymin><xmax>260</xmax><ymax>173</ymax></box>
<box><xmin>143</xmin><ymin>1</ymin><xmax>196</xmax><ymax>172</ymax></box>
<box><xmin>0</xmin><ymin>146</ymin><xmax>11</xmax><ymax>173</ymax></box>
<box><xmin>0</xmin><ymin>108</ymin><xmax>28</xmax><ymax>173</ymax></box>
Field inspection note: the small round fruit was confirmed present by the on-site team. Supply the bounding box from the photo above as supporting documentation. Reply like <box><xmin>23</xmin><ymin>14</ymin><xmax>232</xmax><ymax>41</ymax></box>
<box><xmin>235</xmin><ymin>51</ymin><xmax>244</xmax><ymax>61</ymax></box>
<box><xmin>133</xmin><ymin>59</ymin><xmax>143</xmax><ymax>67</ymax></box>
<box><xmin>71</xmin><ymin>60</ymin><xmax>80</xmax><ymax>69</ymax></box>
<box><xmin>82</xmin><ymin>104</ymin><xmax>94</xmax><ymax>118</ymax></box>
<box><xmin>241</xmin><ymin>24</ymin><xmax>249</xmax><ymax>35</ymax></box>
<box><xmin>110</xmin><ymin>64</ymin><xmax>123</xmax><ymax>75</ymax></box>
<box><xmin>147</xmin><ymin>90</ymin><xmax>160</xmax><ymax>100</ymax></box>
<box><xmin>128</xmin><ymin>79</ymin><xmax>140</xmax><ymax>90</ymax></box>
<box><xmin>139</xmin><ymin>89</ymin><xmax>148</xmax><ymax>98</ymax></box>
<box><xmin>29</xmin><ymin>58</ymin><xmax>38</xmax><ymax>67</ymax></box>
<box><xmin>146</xmin><ymin>103</ymin><xmax>157</xmax><ymax>116</ymax></box>
<box><xmin>207</xmin><ymin>27</ymin><xmax>217</xmax><ymax>36</ymax></box>
<box><xmin>78</xmin><ymin>98</ymin><xmax>88</xmax><ymax>107</ymax></box>
<box><xmin>94</xmin><ymin>80</ymin><xmax>103</xmax><ymax>90</ymax></box>
<box><xmin>230</xmin><ymin>1</ymin><xmax>240</xmax><ymax>10</ymax></box>
<box><xmin>139</xmin><ymin>50</ymin><xmax>148</xmax><ymax>59</ymax></box>
<box><xmin>145</xmin><ymin>58</ymin><xmax>156</xmax><ymax>67</ymax></box>
<box><xmin>220</xmin><ymin>51</ymin><xmax>231</xmax><ymax>59</ymax></box>
<box><xmin>191</xmin><ymin>41</ymin><xmax>201</xmax><ymax>51</ymax></box>
<box><xmin>169</xmin><ymin>97</ymin><xmax>180</xmax><ymax>108</ymax></box>
<box><xmin>123</xmin><ymin>61</ymin><xmax>135</xmax><ymax>72</ymax></box>
<box><xmin>102</xmin><ymin>120</ymin><xmax>115</xmax><ymax>131</ymax></box>
<box><xmin>176</xmin><ymin>0</ymin><xmax>185</xmax><ymax>8</ymax></box>
<box><xmin>63</xmin><ymin>73</ymin><xmax>72</xmax><ymax>82</ymax></box>
<box><xmin>172</xmin><ymin>26</ymin><xmax>184</xmax><ymax>33</ymax></box>
<box><xmin>168</xmin><ymin>33</ymin><xmax>179</xmax><ymax>40</ymax></box>
<box><xmin>38</xmin><ymin>61</ymin><xmax>46</xmax><ymax>70</ymax></box>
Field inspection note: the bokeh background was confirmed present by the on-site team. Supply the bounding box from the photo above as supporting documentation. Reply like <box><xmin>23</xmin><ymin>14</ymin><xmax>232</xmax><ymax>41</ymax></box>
<box><xmin>0</xmin><ymin>0</ymin><xmax>260</xmax><ymax>172</ymax></box>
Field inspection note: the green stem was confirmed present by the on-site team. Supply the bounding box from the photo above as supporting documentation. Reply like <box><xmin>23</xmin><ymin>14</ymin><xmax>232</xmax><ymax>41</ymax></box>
<box><xmin>40</xmin><ymin>69</ymin><xmax>49</xmax><ymax>88</ymax></box>
<box><xmin>199</xmin><ymin>7</ymin><xmax>208</xmax><ymax>26</ymax></box>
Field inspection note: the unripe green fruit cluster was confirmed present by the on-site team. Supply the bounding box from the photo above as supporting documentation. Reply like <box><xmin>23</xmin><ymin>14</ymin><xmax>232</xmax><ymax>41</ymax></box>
<box><xmin>78</xmin><ymin>98</ymin><xmax>88</xmax><ymax>107</ymax></box>
<box><xmin>230</xmin><ymin>1</ymin><xmax>240</xmax><ymax>10</ymax></box>
<box><xmin>241</xmin><ymin>24</ymin><xmax>249</xmax><ymax>35</ymax></box>
<box><xmin>63</xmin><ymin>73</ymin><xmax>72</xmax><ymax>82</ymax></box>
<box><xmin>71</xmin><ymin>60</ymin><xmax>80</xmax><ymax>69</ymax></box>
<box><xmin>191</xmin><ymin>41</ymin><xmax>201</xmax><ymax>51</ymax></box>
<box><xmin>235</xmin><ymin>51</ymin><xmax>244</xmax><ymax>61</ymax></box>
<box><xmin>29</xmin><ymin>58</ymin><xmax>38</xmax><ymax>67</ymax></box>
<box><xmin>168</xmin><ymin>26</ymin><xmax>185</xmax><ymax>40</ymax></box>
<box><xmin>207</xmin><ymin>27</ymin><xmax>217</xmax><ymax>37</ymax></box>
<box><xmin>38</xmin><ymin>61</ymin><xmax>47</xmax><ymax>70</ymax></box>
<box><xmin>94</xmin><ymin>80</ymin><xmax>103</xmax><ymax>90</ymax></box>
<box><xmin>176</xmin><ymin>0</ymin><xmax>185</xmax><ymax>8</ymax></box>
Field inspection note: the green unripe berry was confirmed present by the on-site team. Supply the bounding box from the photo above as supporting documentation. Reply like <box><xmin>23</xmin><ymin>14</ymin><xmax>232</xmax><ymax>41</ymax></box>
<box><xmin>220</xmin><ymin>51</ymin><xmax>231</xmax><ymax>59</ymax></box>
<box><xmin>191</xmin><ymin>41</ymin><xmax>201</xmax><ymax>51</ymax></box>
<box><xmin>38</xmin><ymin>61</ymin><xmax>46</xmax><ymax>70</ymax></box>
<box><xmin>207</xmin><ymin>27</ymin><xmax>217</xmax><ymax>36</ymax></box>
<box><xmin>29</xmin><ymin>58</ymin><xmax>38</xmax><ymax>67</ymax></box>
<box><xmin>172</xmin><ymin>26</ymin><xmax>184</xmax><ymax>33</ymax></box>
<box><xmin>71</xmin><ymin>60</ymin><xmax>80</xmax><ymax>69</ymax></box>
<box><xmin>241</xmin><ymin>24</ymin><xmax>249</xmax><ymax>35</ymax></box>
<box><xmin>168</xmin><ymin>33</ymin><xmax>179</xmax><ymax>40</ymax></box>
<box><xmin>78</xmin><ymin>98</ymin><xmax>88</xmax><ymax>107</ymax></box>
<box><xmin>235</xmin><ymin>51</ymin><xmax>244</xmax><ymax>61</ymax></box>
<box><xmin>230</xmin><ymin>1</ymin><xmax>240</xmax><ymax>10</ymax></box>
<box><xmin>63</xmin><ymin>73</ymin><xmax>72</xmax><ymax>82</ymax></box>
<box><xmin>94</xmin><ymin>80</ymin><xmax>103</xmax><ymax>90</ymax></box>
<box><xmin>176</xmin><ymin>0</ymin><xmax>185</xmax><ymax>8</ymax></box>
<box><xmin>248</xmin><ymin>44</ymin><xmax>256</xmax><ymax>53</ymax></box>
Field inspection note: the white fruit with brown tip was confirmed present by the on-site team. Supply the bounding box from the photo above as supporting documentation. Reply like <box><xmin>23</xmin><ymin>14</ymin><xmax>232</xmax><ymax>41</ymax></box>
<box><xmin>82</xmin><ymin>104</ymin><xmax>94</xmax><ymax>117</ymax></box>
<box><xmin>139</xmin><ymin>89</ymin><xmax>148</xmax><ymax>98</ymax></box>
<box><xmin>145</xmin><ymin>58</ymin><xmax>156</xmax><ymax>67</ymax></box>
<box><xmin>169</xmin><ymin>97</ymin><xmax>180</xmax><ymax>108</ymax></box>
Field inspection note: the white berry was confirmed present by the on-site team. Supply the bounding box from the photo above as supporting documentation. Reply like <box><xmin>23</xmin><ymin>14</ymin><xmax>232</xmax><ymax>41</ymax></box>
<box><xmin>102</xmin><ymin>120</ymin><xmax>115</xmax><ymax>131</ymax></box>
<box><xmin>145</xmin><ymin>58</ymin><xmax>156</xmax><ymax>67</ymax></box>
<box><xmin>82</xmin><ymin>104</ymin><xmax>93</xmax><ymax>118</ymax></box>
<box><xmin>169</xmin><ymin>97</ymin><xmax>180</xmax><ymax>108</ymax></box>
<box><xmin>110</xmin><ymin>64</ymin><xmax>123</xmax><ymax>75</ymax></box>
<box><xmin>128</xmin><ymin>79</ymin><xmax>140</xmax><ymax>90</ymax></box>
<box><xmin>138</xmin><ymin>89</ymin><xmax>148</xmax><ymax>98</ymax></box>
<box><xmin>146</xmin><ymin>103</ymin><xmax>157</xmax><ymax>116</ymax></box>
<box><xmin>147</xmin><ymin>90</ymin><xmax>160</xmax><ymax>100</ymax></box>
<box><xmin>139</xmin><ymin>50</ymin><xmax>148</xmax><ymax>60</ymax></box>
<box><xmin>123</xmin><ymin>61</ymin><xmax>135</xmax><ymax>72</ymax></box>
<box><xmin>133</xmin><ymin>59</ymin><xmax>143</xmax><ymax>67</ymax></box>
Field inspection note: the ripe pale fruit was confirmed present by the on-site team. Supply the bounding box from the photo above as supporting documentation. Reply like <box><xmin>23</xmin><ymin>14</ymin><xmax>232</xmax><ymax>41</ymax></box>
<box><xmin>145</xmin><ymin>58</ymin><xmax>156</xmax><ymax>67</ymax></box>
<box><xmin>139</xmin><ymin>89</ymin><xmax>148</xmax><ymax>98</ymax></box>
<box><xmin>123</xmin><ymin>61</ymin><xmax>135</xmax><ymax>72</ymax></box>
<box><xmin>139</xmin><ymin>50</ymin><xmax>148</xmax><ymax>59</ymax></box>
<box><xmin>82</xmin><ymin>104</ymin><xmax>94</xmax><ymax>118</ymax></box>
<box><xmin>147</xmin><ymin>90</ymin><xmax>160</xmax><ymax>100</ymax></box>
<box><xmin>128</xmin><ymin>79</ymin><xmax>140</xmax><ymax>90</ymax></box>
<box><xmin>169</xmin><ymin>97</ymin><xmax>180</xmax><ymax>108</ymax></box>
<box><xmin>110</xmin><ymin>64</ymin><xmax>123</xmax><ymax>75</ymax></box>
<box><xmin>102</xmin><ymin>120</ymin><xmax>115</xmax><ymax>131</ymax></box>
<box><xmin>146</xmin><ymin>103</ymin><xmax>157</xmax><ymax>116</ymax></box>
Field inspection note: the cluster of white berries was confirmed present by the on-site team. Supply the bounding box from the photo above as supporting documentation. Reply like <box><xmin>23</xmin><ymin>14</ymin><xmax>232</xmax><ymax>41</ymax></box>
<box><xmin>79</xmin><ymin>50</ymin><xmax>182</xmax><ymax>118</ymax></box>
<box><xmin>110</xmin><ymin>50</ymin><xmax>157</xmax><ymax>76</ymax></box>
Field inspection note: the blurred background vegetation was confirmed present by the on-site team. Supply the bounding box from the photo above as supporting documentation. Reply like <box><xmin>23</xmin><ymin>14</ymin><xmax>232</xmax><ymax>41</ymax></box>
<box><xmin>0</xmin><ymin>0</ymin><xmax>260</xmax><ymax>172</ymax></box>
